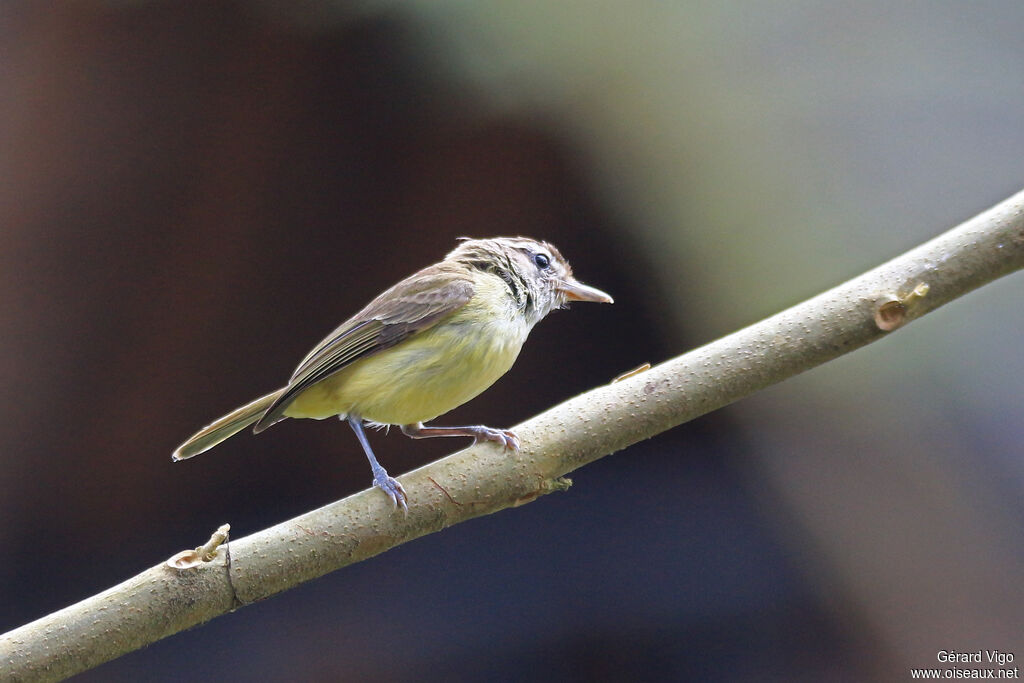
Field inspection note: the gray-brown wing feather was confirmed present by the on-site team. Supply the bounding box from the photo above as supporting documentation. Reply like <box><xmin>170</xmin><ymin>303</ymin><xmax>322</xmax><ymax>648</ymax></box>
<box><xmin>253</xmin><ymin>265</ymin><xmax>474</xmax><ymax>432</ymax></box>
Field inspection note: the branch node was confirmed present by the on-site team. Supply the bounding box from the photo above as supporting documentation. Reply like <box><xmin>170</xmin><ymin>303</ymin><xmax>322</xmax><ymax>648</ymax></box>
<box><xmin>612</xmin><ymin>362</ymin><xmax>651</xmax><ymax>383</ymax></box>
<box><xmin>512</xmin><ymin>476</ymin><xmax>573</xmax><ymax>507</ymax></box>
<box><xmin>166</xmin><ymin>524</ymin><xmax>231</xmax><ymax>570</ymax></box>
<box><xmin>551</xmin><ymin>476</ymin><xmax>573</xmax><ymax>492</ymax></box>
<box><xmin>874</xmin><ymin>282</ymin><xmax>930</xmax><ymax>331</ymax></box>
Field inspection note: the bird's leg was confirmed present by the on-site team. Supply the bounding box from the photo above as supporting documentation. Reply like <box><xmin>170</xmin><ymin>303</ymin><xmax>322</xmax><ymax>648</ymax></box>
<box><xmin>400</xmin><ymin>422</ymin><xmax>520</xmax><ymax>451</ymax></box>
<box><xmin>346</xmin><ymin>415</ymin><xmax>408</xmax><ymax>513</ymax></box>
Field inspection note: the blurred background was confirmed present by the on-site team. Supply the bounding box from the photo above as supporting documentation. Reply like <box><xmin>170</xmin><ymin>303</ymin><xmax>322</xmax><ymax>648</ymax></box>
<box><xmin>2</xmin><ymin>1</ymin><xmax>1022</xmax><ymax>681</ymax></box>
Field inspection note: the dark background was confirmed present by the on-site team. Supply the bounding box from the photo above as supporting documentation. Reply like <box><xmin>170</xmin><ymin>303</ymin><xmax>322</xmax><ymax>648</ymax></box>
<box><xmin>2</xmin><ymin>2</ymin><xmax>1021</xmax><ymax>681</ymax></box>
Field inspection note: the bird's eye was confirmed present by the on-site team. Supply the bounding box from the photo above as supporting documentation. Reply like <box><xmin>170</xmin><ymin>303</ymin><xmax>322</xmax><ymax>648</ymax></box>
<box><xmin>533</xmin><ymin>253</ymin><xmax>551</xmax><ymax>269</ymax></box>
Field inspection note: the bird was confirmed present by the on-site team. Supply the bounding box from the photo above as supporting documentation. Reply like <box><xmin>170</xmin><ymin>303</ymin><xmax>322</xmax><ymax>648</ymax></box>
<box><xmin>172</xmin><ymin>237</ymin><xmax>613</xmax><ymax>511</ymax></box>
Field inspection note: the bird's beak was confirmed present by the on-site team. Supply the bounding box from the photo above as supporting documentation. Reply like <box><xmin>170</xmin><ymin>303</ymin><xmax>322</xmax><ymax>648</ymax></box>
<box><xmin>557</xmin><ymin>278</ymin><xmax>614</xmax><ymax>304</ymax></box>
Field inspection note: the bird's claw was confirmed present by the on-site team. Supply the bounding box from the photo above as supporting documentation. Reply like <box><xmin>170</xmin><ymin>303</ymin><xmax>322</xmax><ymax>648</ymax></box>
<box><xmin>374</xmin><ymin>475</ymin><xmax>409</xmax><ymax>514</ymax></box>
<box><xmin>475</xmin><ymin>427</ymin><xmax>520</xmax><ymax>451</ymax></box>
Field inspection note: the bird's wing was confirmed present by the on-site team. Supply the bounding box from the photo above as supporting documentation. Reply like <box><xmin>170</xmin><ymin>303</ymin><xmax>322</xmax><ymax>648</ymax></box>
<box><xmin>253</xmin><ymin>264</ymin><xmax>475</xmax><ymax>431</ymax></box>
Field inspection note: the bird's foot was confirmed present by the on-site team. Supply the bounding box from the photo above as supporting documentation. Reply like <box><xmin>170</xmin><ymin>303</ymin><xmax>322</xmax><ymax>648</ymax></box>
<box><xmin>471</xmin><ymin>426</ymin><xmax>520</xmax><ymax>451</ymax></box>
<box><xmin>373</xmin><ymin>473</ymin><xmax>408</xmax><ymax>514</ymax></box>
<box><xmin>400</xmin><ymin>423</ymin><xmax>520</xmax><ymax>451</ymax></box>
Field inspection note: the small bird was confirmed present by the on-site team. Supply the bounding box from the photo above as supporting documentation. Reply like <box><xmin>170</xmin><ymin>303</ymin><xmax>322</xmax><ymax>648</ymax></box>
<box><xmin>172</xmin><ymin>237</ymin><xmax>612</xmax><ymax>511</ymax></box>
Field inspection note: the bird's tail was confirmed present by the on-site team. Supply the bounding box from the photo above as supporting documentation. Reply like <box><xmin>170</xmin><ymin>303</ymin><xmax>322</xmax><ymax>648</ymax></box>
<box><xmin>172</xmin><ymin>388</ymin><xmax>286</xmax><ymax>461</ymax></box>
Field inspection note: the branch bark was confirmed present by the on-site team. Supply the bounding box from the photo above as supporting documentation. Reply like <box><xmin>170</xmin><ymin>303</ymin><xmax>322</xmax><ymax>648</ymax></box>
<box><xmin>4</xmin><ymin>188</ymin><xmax>1024</xmax><ymax>682</ymax></box>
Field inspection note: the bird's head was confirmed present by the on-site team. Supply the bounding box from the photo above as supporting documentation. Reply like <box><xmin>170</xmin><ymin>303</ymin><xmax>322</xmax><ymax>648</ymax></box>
<box><xmin>448</xmin><ymin>237</ymin><xmax>613</xmax><ymax>325</ymax></box>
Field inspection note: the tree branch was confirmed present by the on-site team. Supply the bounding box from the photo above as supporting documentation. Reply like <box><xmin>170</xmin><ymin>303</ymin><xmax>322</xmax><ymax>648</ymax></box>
<box><xmin>4</xmin><ymin>188</ymin><xmax>1024</xmax><ymax>682</ymax></box>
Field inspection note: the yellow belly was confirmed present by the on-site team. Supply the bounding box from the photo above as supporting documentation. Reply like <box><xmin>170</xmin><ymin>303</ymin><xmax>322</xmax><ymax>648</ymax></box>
<box><xmin>283</xmin><ymin>309</ymin><xmax>529</xmax><ymax>426</ymax></box>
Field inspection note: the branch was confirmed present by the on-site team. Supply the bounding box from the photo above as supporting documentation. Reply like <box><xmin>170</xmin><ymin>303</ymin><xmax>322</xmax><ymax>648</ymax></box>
<box><xmin>4</xmin><ymin>188</ymin><xmax>1024</xmax><ymax>682</ymax></box>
